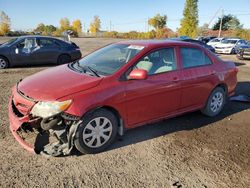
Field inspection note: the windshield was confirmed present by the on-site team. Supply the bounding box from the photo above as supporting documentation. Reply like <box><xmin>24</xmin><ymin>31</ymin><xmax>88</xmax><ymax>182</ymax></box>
<box><xmin>221</xmin><ymin>40</ymin><xmax>238</xmax><ymax>44</ymax></box>
<box><xmin>1</xmin><ymin>38</ymin><xmax>18</xmax><ymax>47</ymax></box>
<box><xmin>73</xmin><ymin>44</ymin><xmax>144</xmax><ymax>76</ymax></box>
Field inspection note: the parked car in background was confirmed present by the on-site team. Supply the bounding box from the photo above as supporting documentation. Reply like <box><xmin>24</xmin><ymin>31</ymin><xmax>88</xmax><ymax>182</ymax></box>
<box><xmin>214</xmin><ymin>38</ymin><xmax>246</xmax><ymax>54</ymax></box>
<box><xmin>9</xmin><ymin>40</ymin><xmax>238</xmax><ymax>156</ymax></box>
<box><xmin>171</xmin><ymin>38</ymin><xmax>215</xmax><ymax>53</ymax></box>
<box><xmin>207</xmin><ymin>37</ymin><xmax>226</xmax><ymax>48</ymax></box>
<box><xmin>236</xmin><ymin>41</ymin><xmax>250</xmax><ymax>60</ymax></box>
<box><xmin>0</xmin><ymin>35</ymin><xmax>82</xmax><ymax>69</ymax></box>
<box><xmin>197</xmin><ymin>36</ymin><xmax>217</xmax><ymax>43</ymax></box>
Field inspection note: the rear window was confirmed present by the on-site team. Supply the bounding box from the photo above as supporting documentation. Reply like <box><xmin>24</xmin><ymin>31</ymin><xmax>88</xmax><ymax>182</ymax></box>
<box><xmin>180</xmin><ymin>47</ymin><xmax>212</xmax><ymax>68</ymax></box>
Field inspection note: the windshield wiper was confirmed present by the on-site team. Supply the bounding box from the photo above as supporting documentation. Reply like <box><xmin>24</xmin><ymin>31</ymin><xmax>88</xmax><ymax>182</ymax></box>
<box><xmin>74</xmin><ymin>62</ymin><xmax>100</xmax><ymax>77</ymax></box>
<box><xmin>85</xmin><ymin>66</ymin><xmax>100</xmax><ymax>77</ymax></box>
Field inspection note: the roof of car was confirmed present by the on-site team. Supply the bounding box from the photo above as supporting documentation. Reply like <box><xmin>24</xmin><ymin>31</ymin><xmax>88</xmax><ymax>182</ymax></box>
<box><xmin>17</xmin><ymin>35</ymin><xmax>57</xmax><ymax>39</ymax></box>
<box><xmin>118</xmin><ymin>39</ymin><xmax>200</xmax><ymax>48</ymax></box>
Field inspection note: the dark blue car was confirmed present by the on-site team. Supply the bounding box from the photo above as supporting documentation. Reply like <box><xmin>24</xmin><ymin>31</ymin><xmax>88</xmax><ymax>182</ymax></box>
<box><xmin>0</xmin><ymin>35</ymin><xmax>82</xmax><ymax>69</ymax></box>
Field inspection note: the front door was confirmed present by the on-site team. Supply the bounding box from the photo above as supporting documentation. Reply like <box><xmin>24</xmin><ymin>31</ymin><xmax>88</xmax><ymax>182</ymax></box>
<box><xmin>11</xmin><ymin>38</ymin><xmax>38</xmax><ymax>65</ymax></box>
<box><xmin>124</xmin><ymin>47</ymin><xmax>182</xmax><ymax>127</ymax></box>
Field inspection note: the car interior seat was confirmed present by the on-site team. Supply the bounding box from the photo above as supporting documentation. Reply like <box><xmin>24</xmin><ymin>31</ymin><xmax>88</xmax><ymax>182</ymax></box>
<box><xmin>136</xmin><ymin>60</ymin><xmax>153</xmax><ymax>73</ymax></box>
<box><xmin>154</xmin><ymin>50</ymin><xmax>175</xmax><ymax>74</ymax></box>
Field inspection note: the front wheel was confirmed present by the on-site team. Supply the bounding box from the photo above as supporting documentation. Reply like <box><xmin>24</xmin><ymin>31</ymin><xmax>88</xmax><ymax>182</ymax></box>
<box><xmin>201</xmin><ymin>87</ymin><xmax>226</xmax><ymax>117</ymax></box>
<box><xmin>74</xmin><ymin>109</ymin><xmax>118</xmax><ymax>154</ymax></box>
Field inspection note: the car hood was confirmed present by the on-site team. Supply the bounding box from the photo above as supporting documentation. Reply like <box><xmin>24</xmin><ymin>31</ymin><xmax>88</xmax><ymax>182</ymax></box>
<box><xmin>18</xmin><ymin>64</ymin><xmax>103</xmax><ymax>101</ymax></box>
<box><xmin>215</xmin><ymin>43</ymin><xmax>235</xmax><ymax>48</ymax></box>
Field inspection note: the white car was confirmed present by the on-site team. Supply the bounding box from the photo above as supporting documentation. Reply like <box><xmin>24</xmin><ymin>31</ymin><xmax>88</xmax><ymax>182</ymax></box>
<box><xmin>207</xmin><ymin>38</ymin><xmax>225</xmax><ymax>48</ymax></box>
<box><xmin>214</xmin><ymin>38</ymin><xmax>246</xmax><ymax>54</ymax></box>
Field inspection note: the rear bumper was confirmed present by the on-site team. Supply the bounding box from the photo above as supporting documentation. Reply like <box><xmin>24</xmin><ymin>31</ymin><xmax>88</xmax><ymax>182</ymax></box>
<box><xmin>8</xmin><ymin>98</ymin><xmax>35</xmax><ymax>153</ymax></box>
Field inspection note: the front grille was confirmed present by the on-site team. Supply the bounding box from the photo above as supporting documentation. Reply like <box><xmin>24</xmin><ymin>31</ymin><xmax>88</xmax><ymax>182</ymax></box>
<box><xmin>12</xmin><ymin>99</ymin><xmax>24</xmax><ymax>117</ymax></box>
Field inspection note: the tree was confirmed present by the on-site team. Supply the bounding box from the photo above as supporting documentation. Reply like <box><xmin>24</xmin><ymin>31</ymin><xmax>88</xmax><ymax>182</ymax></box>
<box><xmin>148</xmin><ymin>14</ymin><xmax>167</xmax><ymax>30</ymax></box>
<box><xmin>197</xmin><ymin>23</ymin><xmax>209</xmax><ymax>36</ymax></box>
<box><xmin>89</xmin><ymin>16</ymin><xmax>101</xmax><ymax>35</ymax></box>
<box><xmin>72</xmin><ymin>19</ymin><xmax>82</xmax><ymax>36</ymax></box>
<box><xmin>0</xmin><ymin>11</ymin><xmax>11</xmax><ymax>35</ymax></box>
<box><xmin>34</xmin><ymin>23</ymin><xmax>57</xmax><ymax>35</ymax></box>
<box><xmin>60</xmin><ymin>17</ymin><xmax>70</xmax><ymax>30</ymax></box>
<box><xmin>178</xmin><ymin>0</ymin><xmax>199</xmax><ymax>38</ymax></box>
<box><xmin>212</xmin><ymin>14</ymin><xmax>242</xmax><ymax>31</ymax></box>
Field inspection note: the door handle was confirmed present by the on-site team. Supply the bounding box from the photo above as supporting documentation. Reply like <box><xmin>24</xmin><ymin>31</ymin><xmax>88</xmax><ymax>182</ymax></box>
<box><xmin>172</xmin><ymin>77</ymin><xmax>180</xmax><ymax>82</ymax></box>
<box><xmin>211</xmin><ymin>71</ymin><xmax>216</xmax><ymax>75</ymax></box>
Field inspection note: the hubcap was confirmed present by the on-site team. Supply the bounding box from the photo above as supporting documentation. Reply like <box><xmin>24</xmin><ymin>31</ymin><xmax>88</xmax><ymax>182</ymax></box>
<box><xmin>82</xmin><ymin>117</ymin><xmax>113</xmax><ymax>148</ymax></box>
<box><xmin>0</xmin><ymin>58</ymin><xmax>7</xmax><ymax>69</ymax></box>
<box><xmin>210</xmin><ymin>92</ymin><xmax>223</xmax><ymax>112</ymax></box>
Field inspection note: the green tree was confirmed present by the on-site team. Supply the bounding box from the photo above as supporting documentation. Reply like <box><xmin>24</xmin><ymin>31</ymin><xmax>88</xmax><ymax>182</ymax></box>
<box><xmin>34</xmin><ymin>23</ymin><xmax>57</xmax><ymax>35</ymax></box>
<box><xmin>178</xmin><ymin>0</ymin><xmax>199</xmax><ymax>38</ymax></box>
<box><xmin>148</xmin><ymin>14</ymin><xmax>167</xmax><ymax>30</ymax></box>
<box><xmin>212</xmin><ymin>14</ymin><xmax>242</xmax><ymax>30</ymax></box>
<box><xmin>0</xmin><ymin>11</ymin><xmax>11</xmax><ymax>35</ymax></box>
<box><xmin>89</xmin><ymin>16</ymin><xmax>101</xmax><ymax>35</ymax></box>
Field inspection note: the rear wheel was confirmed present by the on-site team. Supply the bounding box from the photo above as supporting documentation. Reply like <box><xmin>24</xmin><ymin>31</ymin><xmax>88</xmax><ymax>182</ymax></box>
<box><xmin>0</xmin><ymin>56</ymin><xmax>9</xmax><ymax>69</ymax></box>
<box><xmin>57</xmin><ymin>54</ymin><xmax>71</xmax><ymax>65</ymax></box>
<box><xmin>201</xmin><ymin>87</ymin><xmax>226</xmax><ymax>117</ymax></box>
<box><xmin>74</xmin><ymin>109</ymin><xmax>118</xmax><ymax>154</ymax></box>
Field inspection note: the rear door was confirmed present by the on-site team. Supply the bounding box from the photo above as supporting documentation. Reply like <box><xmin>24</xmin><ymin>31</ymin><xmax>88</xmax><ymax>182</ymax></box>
<box><xmin>124</xmin><ymin>47</ymin><xmax>182</xmax><ymax>127</ymax></box>
<box><xmin>178</xmin><ymin>47</ymin><xmax>217</xmax><ymax>111</ymax></box>
<box><xmin>32</xmin><ymin>38</ymin><xmax>61</xmax><ymax>64</ymax></box>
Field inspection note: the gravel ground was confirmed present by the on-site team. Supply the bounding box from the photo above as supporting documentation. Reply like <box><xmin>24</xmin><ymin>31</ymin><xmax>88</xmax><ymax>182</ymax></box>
<box><xmin>0</xmin><ymin>37</ymin><xmax>249</xmax><ymax>188</ymax></box>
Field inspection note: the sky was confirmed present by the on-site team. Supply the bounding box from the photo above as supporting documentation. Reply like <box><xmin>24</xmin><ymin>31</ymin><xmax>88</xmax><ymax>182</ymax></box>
<box><xmin>0</xmin><ymin>0</ymin><xmax>250</xmax><ymax>32</ymax></box>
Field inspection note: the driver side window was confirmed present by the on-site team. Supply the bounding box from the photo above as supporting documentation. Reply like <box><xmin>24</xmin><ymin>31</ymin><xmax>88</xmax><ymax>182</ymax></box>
<box><xmin>134</xmin><ymin>48</ymin><xmax>176</xmax><ymax>75</ymax></box>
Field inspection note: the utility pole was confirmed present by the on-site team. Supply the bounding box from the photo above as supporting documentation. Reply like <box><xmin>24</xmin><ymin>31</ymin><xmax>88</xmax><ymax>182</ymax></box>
<box><xmin>218</xmin><ymin>9</ymin><xmax>224</xmax><ymax>37</ymax></box>
<box><xmin>109</xmin><ymin>21</ymin><xmax>112</xmax><ymax>32</ymax></box>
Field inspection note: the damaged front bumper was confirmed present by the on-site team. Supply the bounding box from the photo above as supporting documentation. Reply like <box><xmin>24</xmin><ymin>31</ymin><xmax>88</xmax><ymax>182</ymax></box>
<box><xmin>8</xmin><ymin>87</ymin><xmax>81</xmax><ymax>156</ymax></box>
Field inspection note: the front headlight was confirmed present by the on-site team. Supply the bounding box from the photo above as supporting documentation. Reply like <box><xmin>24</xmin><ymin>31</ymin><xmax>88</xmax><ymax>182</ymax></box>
<box><xmin>31</xmin><ymin>100</ymin><xmax>72</xmax><ymax>118</ymax></box>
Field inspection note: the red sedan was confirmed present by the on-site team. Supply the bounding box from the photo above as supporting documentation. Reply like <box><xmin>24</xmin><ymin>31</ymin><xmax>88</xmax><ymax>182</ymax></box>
<box><xmin>9</xmin><ymin>40</ymin><xmax>238</xmax><ymax>156</ymax></box>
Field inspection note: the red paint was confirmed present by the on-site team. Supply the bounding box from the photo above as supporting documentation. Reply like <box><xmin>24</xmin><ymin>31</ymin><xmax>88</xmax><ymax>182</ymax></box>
<box><xmin>9</xmin><ymin>40</ymin><xmax>238</xmax><ymax>151</ymax></box>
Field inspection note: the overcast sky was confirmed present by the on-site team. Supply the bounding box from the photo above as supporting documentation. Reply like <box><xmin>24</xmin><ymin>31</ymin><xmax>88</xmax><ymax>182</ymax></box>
<box><xmin>0</xmin><ymin>0</ymin><xmax>249</xmax><ymax>32</ymax></box>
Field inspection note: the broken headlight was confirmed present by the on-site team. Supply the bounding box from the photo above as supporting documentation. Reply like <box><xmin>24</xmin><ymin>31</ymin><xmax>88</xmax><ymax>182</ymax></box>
<box><xmin>31</xmin><ymin>100</ymin><xmax>72</xmax><ymax>118</ymax></box>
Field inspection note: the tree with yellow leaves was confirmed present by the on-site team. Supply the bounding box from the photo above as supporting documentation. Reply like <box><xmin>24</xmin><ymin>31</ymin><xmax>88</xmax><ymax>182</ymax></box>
<box><xmin>148</xmin><ymin>14</ymin><xmax>167</xmax><ymax>30</ymax></box>
<box><xmin>89</xmin><ymin>16</ymin><xmax>101</xmax><ymax>35</ymax></box>
<box><xmin>0</xmin><ymin>11</ymin><xmax>11</xmax><ymax>36</ymax></box>
<box><xmin>72</xmin><ymin>19</ymin><xmax>82</xmax><ymax>36</ymax></box>
<box><xmin>60</xmin><ymin>17</ymin><xmax>71</xmax><ymax>31</ymax></box>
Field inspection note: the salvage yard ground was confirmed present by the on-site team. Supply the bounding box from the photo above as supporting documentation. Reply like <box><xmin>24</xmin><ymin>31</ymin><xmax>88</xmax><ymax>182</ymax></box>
<box><xmin>0</xmin><ymin>37</ymin><xmax>249</xmax><ymax>188</ymax></box>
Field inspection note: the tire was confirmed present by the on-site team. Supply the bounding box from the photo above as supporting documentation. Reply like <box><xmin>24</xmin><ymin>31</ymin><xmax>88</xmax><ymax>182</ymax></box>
<box><xmin>74</xmin><ymin>109</ymin><xmax>118</xmax><ymax>154</ymax></box>
<box><xmin>57</xmin><ymin>54</ymin><xmax>71</xmax><ymax>65</ymax></box>
<box><xmin>0</xmin><ymin>56</ymin><xmax>9</xmax><ymax>69</ymax></box>
<box><xmin>230</xmin><ymin>48</ymin><xmax>235</xmax><ymax>54</ymax></box>
<box><xmin>201</xmin><ymin>87</ymin><xmax>226</xmax><ymax>117</ymax></box>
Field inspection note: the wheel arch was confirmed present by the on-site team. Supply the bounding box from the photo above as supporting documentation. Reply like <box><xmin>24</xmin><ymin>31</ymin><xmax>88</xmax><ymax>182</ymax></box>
<box><xmin>81</xmin><ymin>105</ymin><xmax>125</xmax><ymax>136</ymax></box>
<box><xmin>57</xmin><ymin>53</ymin><xmax>71</xmax><ymax>60</ymax></box>
<box><xmin>0</xmin><ymin>55</ymin><xmax>10</xmax><ymax>66</ymax></box>
<box><xmin>215</xmin><ymin>83</ymin><xmax>228</xmax><ymax>95</ymax></box>
<box><xmin>203</xmin><ymin>83</ymin><xmax>228</xmax><ymax>109</ymax></box>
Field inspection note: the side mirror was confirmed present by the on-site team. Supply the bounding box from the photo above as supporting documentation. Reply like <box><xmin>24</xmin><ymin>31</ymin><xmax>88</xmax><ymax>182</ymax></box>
<box><xmin>128</xmin><ymin>69</ymin><xmax>148</xmax><ymax>80</ymax></box>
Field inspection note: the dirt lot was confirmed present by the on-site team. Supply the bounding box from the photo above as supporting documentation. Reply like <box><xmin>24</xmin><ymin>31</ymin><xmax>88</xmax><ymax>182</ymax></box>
<box><xmin>0</xmin><ymin>37</ymin><xmax>249</xmax><ymax>188</ymax></box>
